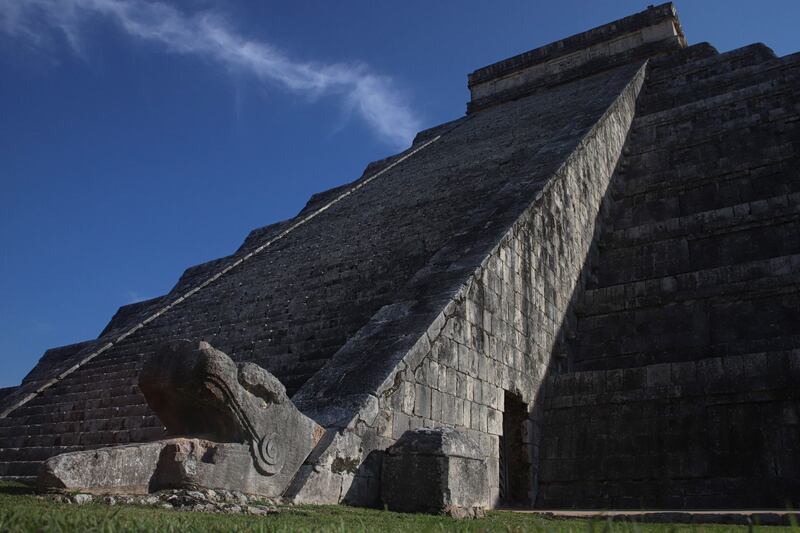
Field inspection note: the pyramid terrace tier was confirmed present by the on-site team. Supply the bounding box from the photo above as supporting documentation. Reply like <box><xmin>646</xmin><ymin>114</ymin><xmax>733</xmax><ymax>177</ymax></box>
<box><xmin>539</xmin><ymin>43</ymin><xmax>800</xmax><ymax>508</ymax></box>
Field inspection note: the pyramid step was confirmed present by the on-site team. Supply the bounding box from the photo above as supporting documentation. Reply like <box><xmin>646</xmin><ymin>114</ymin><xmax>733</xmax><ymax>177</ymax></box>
<box><xmin>0</xmin><ymin>461</ymin><xmax>42</xmax><ymax>478</ymax></box>
<box><xmin>632</xmin><ymin>75</ymin><xmax>799</xmax><ymax>131</ymax></box>
<box><xmin>644</xmin><ymin>42</ymin><xmax>719</xmax><ymax>72</ymax></box>
<box><xmin>9</xmin><ymin>393</ymin><xmax>145</xmax><ymax>420</ymax></box>
<box><xmin>11</xmin><ymin>413</ymin><xmax>161</xmax><ymax>438</ymax></box>
<box><xmin>0</xmin><ymin>434</ymin><xmax>59</xmax><ymax>449</ymax></box>
<box><xmin>639</xmin><ymin>47</ymin><xmax>789</xmax><ymax>115</ymax></box>
<box><xmin>582</xmin><ymin>254</ymin><xmax>800</xmax><ymax>316</ymax></box>
<box><xmin>0</xmin><ymin>424</ymin><xmax>165</xmax><ymax>449</ymax></box>
<box><xmin>0</xmin><ymin>476</ymin><xmax>36</xmax><ymax>484</ymax></box>
<box><xmin>59</xmin><ymin>362</ymin><xmax>140</xmax><ymax>383</ymax></box>
<box><xmin>645</xmin><ymin>44</ymin><xmax>777</xmax><ymax>87</ymax></box>
<box><xmin>69</xmin><ymin>358</ymin><xmax>141</xmax><ymax>377</ymax></box>
<box><xmin>605</xmin><ymin>192</ymin><xmax>800</xmax><ymax>250</ymax></box>
<box><xmin>611</xmin><ymin>164</ymin><xmax>800</xmax><ymax>230</ymax></box>
<box><xmin>1</xmin><ymin>402</ymin><xmax>81</xmax><ymax>422</ymax></box>
<box><xmin>17</xmin><ymin>353</ymin><xmax>143</xmax><ymax>389</ymax></box>
<box><xmin>27</xmin><ymin>376</ymin><xmax>138</xmax><ymax>400</ymax></box>
<box><xmin>576</xmin><ymin>289</ymin><xmax>800</xmax><ymax>370</ymax></box>
<box><xmin>625</xmin><ymin>114</ymin><xmax>798</xmax><ymax>163</ymax></box>
<box><xmin>0</xmin><ymin>446</ymin><xmax>83</xmax><ymax>462</ymax></box>
<box><xmin>30</xmin><ymin>382</ymin><xmax>142</xmax><ymax>404</ymax></box>
<box><xmin>623</xmin><ymin>97</ymin><xmax>800</xmax><ymax>162</ymax></box>
<box><xmin>0</xmin><ymin>403</ymin><xmax>153</xmax><ymax>431</ymax></box>
<box><xmin>594</xmin><ymin>214</ymin><xmax>800</xmax><ymax>287</ymax></box>
<box><xmin>614</xmin><ymin>148</ymin><xmax>797</xmax><ymax>200</ymax></box>
<box><xmin>628</xmin><ymin>97</ymin><xmax>798</xmax><ymax>156</ymax></box>
<box><xmin>67</xmin><ymin>349</ymin><xmax>140</xmax><ymax>371</ymax></box>
<box><xmin>575</xmin><ymin>331</ymin><xmax>800</xmax><ymax>373</ymax></box>
<box><xmin>639</xmin><ymin>69</ymin><xmax>789</xmax><ymax>118</ymax></box>
<box><xmin>554</xmin><ymin>350</ymin><xmax>800</xmax><ymax>405</ymax></box>
<box><xmin>641</xmin><ymin>61</ymin><xmax>785</xmax><ymax>116</ymax></box>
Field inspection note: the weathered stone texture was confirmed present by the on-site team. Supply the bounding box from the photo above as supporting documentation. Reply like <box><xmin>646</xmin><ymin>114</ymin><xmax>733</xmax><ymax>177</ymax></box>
<box><xmin>1</xmin><ymin>3</ymin><xmax>798</xmax><ymax>512</ymax></box>
<box><xmin>537</xmin><ymin>43</ymin><xmax>800</xmax><ymax>508</ymax></box>
<box><xmin>138</xmin><ymin>340</ymin><xmax>322</xmax><ymax>485</ymax></box>
<box><xmin>38</xmin><ymin>438</ymin><xmax>285</xmax><ymax>496</ymax></box>
<box><xmin>382</xmin><ymin>428</ymin><xmax>488</xmax><ymax>517</ymax></box>
<box><xmin>38</xmin><ymin>440</ymin><xmax>166</xmax><ymax>494</ymax></box>
<box><xmin>289</xmin><ymin>62</ymin><xmax>644</xmax><ymax>506</ymax></box>
<box><xmin>38</xmin><ymin>341</ymin><xmax>323</xmax><ymax>497</ymax></box>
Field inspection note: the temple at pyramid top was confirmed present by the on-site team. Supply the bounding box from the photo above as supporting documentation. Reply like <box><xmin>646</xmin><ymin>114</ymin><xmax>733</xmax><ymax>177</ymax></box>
<box><xmin>2</xmin><ymin>2</ymin><xmax>798</xmax><ymax>513</ymax></box>
<box><xmin>467</xmin><ymin>2</ymin><xmax>686</xmax><ymax>112</ymax></box>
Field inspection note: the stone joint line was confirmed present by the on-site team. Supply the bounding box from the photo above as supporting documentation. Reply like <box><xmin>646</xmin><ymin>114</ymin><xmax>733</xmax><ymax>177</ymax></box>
<box><xmin>0</xmin><ymin>134</ymin><xmax>444</xmax><ymax>419</ymax></box>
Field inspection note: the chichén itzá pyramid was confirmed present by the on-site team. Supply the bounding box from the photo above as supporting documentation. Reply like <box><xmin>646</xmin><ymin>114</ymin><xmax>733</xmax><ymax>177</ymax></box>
<box><xmin>0</xmin><ymin>3</ymin><xmax>798</xmax><ymax>513</ymax></box>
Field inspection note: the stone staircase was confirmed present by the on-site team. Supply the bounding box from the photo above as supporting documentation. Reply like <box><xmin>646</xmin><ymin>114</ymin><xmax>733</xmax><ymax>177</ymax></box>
<box><xmin>0</xmin><ymin>351</ymin><xmax>162</xmax><ymax>481</ymax></box>
<box><xmin>538</xmin><ymin>44</ymin><xmax>800</xmax><ymax>508</ymax></box>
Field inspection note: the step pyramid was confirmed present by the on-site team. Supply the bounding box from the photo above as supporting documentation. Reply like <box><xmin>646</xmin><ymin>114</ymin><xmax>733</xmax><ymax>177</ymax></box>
<box><xmin>2</xmin><ymin>3</ymin><xmax>797</xmax><ymax>509</ymax></box>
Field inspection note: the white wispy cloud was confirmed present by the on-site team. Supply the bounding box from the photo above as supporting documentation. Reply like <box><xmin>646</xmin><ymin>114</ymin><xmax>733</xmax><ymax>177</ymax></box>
<box><xmin>0</xmin><ymin>0</ymin><xmax>421</xmax><ymax>147</ymax></box>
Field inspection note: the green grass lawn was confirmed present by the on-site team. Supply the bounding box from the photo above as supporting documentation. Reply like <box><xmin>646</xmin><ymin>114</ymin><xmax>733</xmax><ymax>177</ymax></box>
<box><xmin>0</xmin><ymin>483</ymin><xmax>795</xmax><ymax>532</ymax></box>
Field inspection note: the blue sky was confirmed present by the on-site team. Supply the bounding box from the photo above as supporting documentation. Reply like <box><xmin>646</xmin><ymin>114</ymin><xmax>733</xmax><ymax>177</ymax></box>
<box><xmin>0</xmin><ymin>0</ymin><xmax>798</xmax><ymax>388</ymax></box>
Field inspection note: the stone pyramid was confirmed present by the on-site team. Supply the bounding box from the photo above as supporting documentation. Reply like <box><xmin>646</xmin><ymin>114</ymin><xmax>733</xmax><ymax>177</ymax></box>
<box><xmin>1</xmin><ymin>3</ymin><xmax>797</xmax><ymax>509</ymax></box>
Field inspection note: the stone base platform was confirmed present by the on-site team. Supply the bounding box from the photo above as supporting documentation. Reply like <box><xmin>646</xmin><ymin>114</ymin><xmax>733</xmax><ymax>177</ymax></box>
<box><xmin>37</xmin><ymin>438</ymin><xmax>283</xmax><ymax>496</ymax></box>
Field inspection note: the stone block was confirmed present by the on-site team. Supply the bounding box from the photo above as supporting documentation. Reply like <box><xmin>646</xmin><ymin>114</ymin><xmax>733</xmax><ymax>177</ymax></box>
<box><xmin>445</xmin><ymin>367</ymin><xmax>458</xmax><ymax>396</ymax></box>
<box><xmin>431</xmin><ymin>389</ymin><xmax>443</xmax><ymax>422</ymax></box>
<box><xmin>413</xmin><ymin>384</ymin><xmax>431</xmax><ymax>419</ymax></box>
<box><xmin>646</xmin><ymin>363</ymin><xmax>672</xmax><ymax>388</ymax></box>
<box><xmin>381</xmin><ymin>428</ymin><xmax>488</xmax><ymax>517</ymax></box>
<box><xmin>392</xmin><ymin>411</ymin><xmax>411</xmax><ymax>440</ymax></box>
<box><xmin>401</xmin><ymin>381</ymin><xmax>415</xmax><ymax>414</ymax></box>
<box><xmin>435</xmin><ymin>393</ymin><xmax>449</xmax><ymax>425</ymax></box>
<box><xmin>38</xmin><ymin>438</ymin><xmax>285</xmax><ymax>496</ymax></box>
<box><xmin>487</xmin><ymin>408</ymin><xmax>503</xmax><ymax>435</ymax></box>
<box><xmin>470</xmin><ymin>402</ymin><xmax>482</xmax><ymax>431</ymax></box>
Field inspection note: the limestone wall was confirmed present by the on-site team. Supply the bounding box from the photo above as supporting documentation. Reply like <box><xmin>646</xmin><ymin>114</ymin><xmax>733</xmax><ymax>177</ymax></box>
<box><xmin>385</xmin><ymin>65</ymin><xmax>643</xmax><ymax>506</ymax></box>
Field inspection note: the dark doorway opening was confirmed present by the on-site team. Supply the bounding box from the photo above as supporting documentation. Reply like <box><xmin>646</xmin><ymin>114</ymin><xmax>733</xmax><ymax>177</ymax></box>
<box><xmin>499</xmin><ymin>391</ymin><xmax>530</xmax><ymax>506</ymax></box>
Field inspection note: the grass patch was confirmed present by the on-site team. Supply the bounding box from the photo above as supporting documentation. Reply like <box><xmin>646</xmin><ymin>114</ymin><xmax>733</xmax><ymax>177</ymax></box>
<box><xmin>0</xmin><ymin>482</ymin><xmax>794</xmax><ymax>532</ymax></box>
